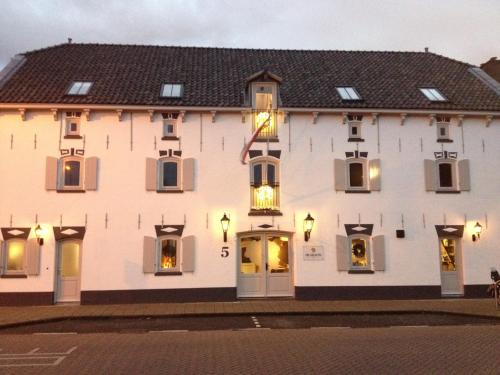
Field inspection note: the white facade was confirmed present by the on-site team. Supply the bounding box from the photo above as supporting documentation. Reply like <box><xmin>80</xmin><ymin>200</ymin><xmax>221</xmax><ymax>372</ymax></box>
<box><xmin>0</xmin><ymin>105</ymin><xmax>499</xmax><ymax>304</ymax></box>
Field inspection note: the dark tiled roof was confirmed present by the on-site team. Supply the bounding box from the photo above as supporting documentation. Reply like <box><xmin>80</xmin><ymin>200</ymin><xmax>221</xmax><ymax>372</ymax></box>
<box><xmin>0</xmin><ymin>43</ymin><xmax>499</xmax><ymax>111</ymax></box>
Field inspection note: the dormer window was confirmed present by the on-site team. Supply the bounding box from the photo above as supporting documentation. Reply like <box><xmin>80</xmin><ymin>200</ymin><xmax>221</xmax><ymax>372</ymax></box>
<box><xmin>419</xmin><ymin>88</ymin><xmax>447</xmax><ymax>102</ymax></box>
<box><xmin>67</xmin><ymin>81</ymin><xmax>93</xmax><ymax>96</ymax></box>
<box><xmin>436</xmin><ymin>116</ymin><xmax>452</xmax><ymax>142</ymax></box>
<box><xmin>161</xmin><ymin>83</ymin><xmax>183</xmax><ymax>98</ymax></box>
<box><xmin>64</xmin><ymin>112</ymin><xmax>82</xmax><ymax>139</ymax></box>
<box><xmin>252</xmin><ymin>83</ymin><xmax>278</xmax><ymax>140</ymax></box>
<box><xmin>336</xmin><ymin>87</ymin><xmax>361</xmax><ymax>100</ymax></box>
<box><xmin>347</xmin><ymin>114</ymin><xmax>364</xmax><ymax>142</ymax></box>
<box><xmin>161</xmin><ymin>113</ymin><xmax>179</xmax><ymax>140</ymax></box>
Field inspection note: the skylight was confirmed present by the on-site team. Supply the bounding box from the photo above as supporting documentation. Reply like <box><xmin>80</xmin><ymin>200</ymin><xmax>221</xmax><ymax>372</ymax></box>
<box><xmin>161</xmin><ymin>83</ymin><xmax>183</xmax><ymax>98</ymax></box>
<box><xmin>336</xmin><ymin>87</ymin><xmax>361</xmax><ymax>100</ymax></box>
<box><xmin>419</xmin><ymin>88</ymin><xmax>447</xmax><ymax>102</ymax></box>
<box><xmin>68</xmin><ymin>81</ymin><xmax>93</xmax><ymax>95</ymax></box>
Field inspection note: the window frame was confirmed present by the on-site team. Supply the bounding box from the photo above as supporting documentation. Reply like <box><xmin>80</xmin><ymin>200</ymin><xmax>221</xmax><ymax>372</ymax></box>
<box><xmin>249</xmin><ymin>156</ymin><xmax>280</xmax><ymax>211</ymax></box>
<box><xmin>436</xmin><ymin>121</ymin><xmax>452</xmax><ymax>142</ymax></box>
<box><xmin>59</xmin><ymin>156</ymin><xmax>84</xmax><ymax>191</ymax></box>
<box><xmin>67</xmin><ymin>81</ymin><xmax>93</xmax><ymax>96</ymax></box>
<box><xmin>251</xmin><ymin>82</ymin><xmax>278</xmax><ymax>140</ymax></box>
<box><xmin>436</xmin><ymin>160</ymin><xmax>457</xmax><ymax>191</ymax></box>
<box><xmin>160</xmin><ymin>83</ymin><xmax>184</xmax><ymax>98</ymax></box>
<box><xmin>158</xmin><ymin>157</ymin><xmax>182</xmax><ymax>191</ymax></box>
<box><xmin>349</xmin><ymin>235</ymin><xmax>371</xmax><ymax>271</ymax></box>
<box><xmin>346</xmin><ymin>158</ymin><xmax>368</xmax><ymax>191</ymax></box>
<box><xmin>419</xmin><ymin>87</ymin><xmax>447</xmax><ymax>102</ymax></box>
<box><xmin>64</xmin><ymin>112</ymin><xmax>82</xmax><ymax>138</ymax></box>
<box><xmin>336</xmin><ymin>87</ymin><xmax>362</xmax><ymax>101</ymax></box>
<box><xmin>157</xmin><ymin>235</ymin><xmax>181</xmax><ymax>273</ymax></box>
<box><xmin>3</xmin><ymin>239</ymin><xmax>26</xmax><ymax>275</ymax></box>
<box><xmin>162</xmin><ymin>119</ymin><xmax>178</xmax><ymax>139</ymax></box>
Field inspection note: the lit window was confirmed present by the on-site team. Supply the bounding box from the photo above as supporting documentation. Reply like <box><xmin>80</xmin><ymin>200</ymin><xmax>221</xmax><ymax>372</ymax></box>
<box><xmin>250</xmin><ymin>157</ymin><xmax>280</xmax><ymax>212</ymax></box>
<box><xmin>4</xmin><ymin>239</ymin><xmax>26</xmax><ymax>274</ymax></box>
<box><xmin>60</xmin><ymin>157</ymin><xmax>83</xmax><ymax>190</ymax></box>
<box><xmin>159</xmin><ymin>237</ymin><xmax>179</xmax><ymax>272</ymax></box>
<box><xmin>351</xmin><ymin>237</ymin><xmax>369</xmax><ymax>269</ymax></box>
<box><xmin>161</xmin><ymin>84</ymin><xmax>183</xmax><ymax>98</ymax></box>
<box><xmin>68</xmin><ymin>82</ymin><xmax>93</xmax><ymax>95</ymax></box>
<box><xmin>65</xmin><ymin>112</ymin><xmax>81</xmax><ymax>138</ymax></box>
<box><xmin>440</xmin><ymin>238</ymin><xmax>456</xmax><ymax>272</ymax></box>
<box><xmin>336</xmin><ymin>87</ymin><xmax>361</xmax><ymax>100</ymax></box>
<box><xmin>252</xmin><ymin>83</ymin><xmax>278</xmax><ymax>139</ymax></box>
<box><xmin>419</xmin><ymin>88</ymin><xmax>447</xmax><ymax>101</ymax></box>
<box><xmin>159</xmin><ymin>158</ymin><xmax>181</xmax><ymax>190</ymax></box>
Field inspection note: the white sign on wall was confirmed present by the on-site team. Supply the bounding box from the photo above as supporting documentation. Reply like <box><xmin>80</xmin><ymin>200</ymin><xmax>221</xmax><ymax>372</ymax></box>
<box><xmin>303</xmin><ymin>245</ymin><xmax>324</xmax><ymax>261</ymax></box>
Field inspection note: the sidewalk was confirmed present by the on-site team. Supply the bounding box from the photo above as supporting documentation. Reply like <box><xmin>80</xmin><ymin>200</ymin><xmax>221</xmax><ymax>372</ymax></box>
<box><xmin>0</xmin><ymin>299</ymin><xmax>498</xmax><ymax>329</ymax></box>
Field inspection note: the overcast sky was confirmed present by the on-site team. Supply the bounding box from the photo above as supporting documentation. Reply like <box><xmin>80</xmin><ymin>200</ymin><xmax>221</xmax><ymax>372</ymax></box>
<box><xmin>0</xmin><ymin>0</ymin><xmax>499</xmax><ymax>69</ymax></box>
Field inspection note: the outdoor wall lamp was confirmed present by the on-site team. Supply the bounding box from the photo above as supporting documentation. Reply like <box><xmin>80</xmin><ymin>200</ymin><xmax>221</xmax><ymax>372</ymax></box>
<box><xmin>472</xmin><ymin>222</ymin><xmax>482</xmax><ymax>242</ymax></box>
<box><xmin>304</xmin><ymin>213</ymin><xmax>315</xmax><ymax>242</ymax></box>
<box><xmin>35</xmin><ymin>224</ymin><xmax>44</xmax><ymax>246</ymax></box>
<box><xmin>220</xmin><ymin>213</ymin><xmax>230</xmax><ymax>242</ymax></box>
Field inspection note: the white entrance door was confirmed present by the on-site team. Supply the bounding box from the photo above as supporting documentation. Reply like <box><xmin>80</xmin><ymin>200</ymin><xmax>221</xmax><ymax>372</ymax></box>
<box><xmin>237</xmin><ymin>234</ymin><xmax>293</xmax><ymax>298</ymax></box>
<box><xmin>439</xmin><ymin>238</ymin><xmax>464</xmax><ymax>296</ymax></box>
<box><xmin>55</xmin><ymin>240</ymin><xmax>81</xmax><ymax>303</ymax></box>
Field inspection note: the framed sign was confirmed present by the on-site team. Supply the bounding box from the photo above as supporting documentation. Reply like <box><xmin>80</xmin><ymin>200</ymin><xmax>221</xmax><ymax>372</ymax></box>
<box><xmin>303</xmin><ymin>245</ymin><xmax>324</xmax><ymax>261</ymax></box>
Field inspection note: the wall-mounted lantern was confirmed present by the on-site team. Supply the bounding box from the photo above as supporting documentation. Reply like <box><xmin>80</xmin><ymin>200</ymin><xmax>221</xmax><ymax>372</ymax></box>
<box><xmin>472</xmin><ymin>222</ymin><xmax>482</xmax><ymax>242</ymax></box>
<box><xmin>221</xmin><ymin>213</ymin><xmax>230</xmax><ymax>242</ymax></box>
<box><xmin>35</xmin><ymin>224</ymin><xmax>44</xmax><ymax>246</ymax></box>
<box><xmin>304</xmin><ymin>213</ymin><xmax>315</xmax><ymax>242</ymax></box>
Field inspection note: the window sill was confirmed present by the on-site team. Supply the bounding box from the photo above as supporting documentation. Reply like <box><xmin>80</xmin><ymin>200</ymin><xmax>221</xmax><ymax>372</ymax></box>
<box><xmin>161</xmin><ymin>136</ymin><xmax>180</xmax><ymax>141</ymax></box>
<box><xmin>348</xmin><ymin>270</ymin><xmax>375</xmax><ymax>274</ymax></box>
<box><xmin>253</xmin><ymin>138</ymin><xmax>279</xmax><ymax>143</ymax></box>
<box><xmin>57</xmin><ymin>189</ymin><xmax>86</xmax><ymax>193</ymax></box>
<box><xmin>348</xmin><ymin>137</ymin><xmax>365</xmax><ymax>142</ymax></box>
<box><xmin>64</xmin><ymin>135</ymin><xmax>83</xmax><ymax>139</ymax></box>
<box><xmin>156</xmin><ymin>189</ymin><xmax>184</xmax><ymax>193</ymax></box>
<box><xmin>436</xmin><ymin>190</ymin><xmax>460</xmax><ymax>194</ymax></box>
<box><xmin>248</xmin><ymin>209</ymin><xmax>283</xmax><ymax>216</ymax></box>
<box><xmin>1</xmin><ymin>274</ymin><xmax>28</xmax><ymax>278</ymax></box>
<box><xmin>437</xmin><ymin>139</ymin><xmax>453</xmax><ymax>143</ymax></box>
<box><xmin>345</xmin><ymin>190</ymin><xmax>371</xmax><ymax>194</ymax></box>
<box><xmin>154</xmin><ymin>271</ymin><xmax>183</xmax><ymax>276</ymax></box>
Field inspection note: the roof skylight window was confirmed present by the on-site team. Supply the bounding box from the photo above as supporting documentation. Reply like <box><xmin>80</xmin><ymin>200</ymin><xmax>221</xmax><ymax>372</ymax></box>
<box><xmin>161</xmin><ymin>83</ymin><xmax>183</xmax><ymax>98</ymax></box>
<box><xmin>336</xmin><ymin>87</ymin><xmax>361</xmax><ymax>100</ymax></box>
<box><xmin>419</xmin><ymin>88</ymin><xmax>447</xmax><ymax>102</ymax></box>
<box><xmin>68</xmin><ymin>81</ymin><xmax>93</xmax><ymax>95</ymax></box>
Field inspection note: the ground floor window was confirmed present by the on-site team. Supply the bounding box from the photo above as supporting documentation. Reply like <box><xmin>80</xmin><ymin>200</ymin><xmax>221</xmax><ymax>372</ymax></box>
<box><xmin>351</xmin><ymin>237</ymin><xmax>369</xmax><ymax>268</ymax></box>
<box><xmin>159</xmin><ymin>237</ymin><xmax>179</xmax><ymax>272</ymax></box>
<box><xmin>5</xmin><ymin>239</ymin><xmax>25</xmax><ymax>274</ymax></box>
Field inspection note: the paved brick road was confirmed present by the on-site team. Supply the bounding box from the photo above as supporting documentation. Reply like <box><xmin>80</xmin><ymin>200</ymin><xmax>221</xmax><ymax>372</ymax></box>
<box><xmin>0</xmin><ymin>325</ymin><xmax>498</xmax><ymax>374</ymax></box>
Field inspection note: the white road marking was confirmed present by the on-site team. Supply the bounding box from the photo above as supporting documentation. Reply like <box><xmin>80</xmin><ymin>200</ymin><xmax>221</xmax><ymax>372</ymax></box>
<box><xmin>250</xmin><ymin>316</ymin><xmax>263</xmax><ymax>328</ymax></box>
<box><xmin>237</xmin><ymin>328</ymin><xmax>271</xmax><ymax>331</ymax></box>
<box><xmin>0</xmin><ymin>346</ymin><xmax>77</xmax><ymax>368</ymax></box>
<box><xmin>310</xmin><ymin>326</ymin><xmax>352</xmax><ymax>330</ymax></box>
<box><xmin>33</xmin><ymin>332</ymin><xmax>77</xmax><ymax>335</ymax></box>
<box><xmin>148</xmin><ymin>330</ymin><xmax>189</xmax><ymax>333</ymax></box>
<box><xmin>28</xmin><ymin>348</ymin><xmax>40</xmax><ymax>354</ymax></box>
<box><xmin>389</xmin><ymin>325</ymin><xmax>430</xmax><ymax>328</ymax></box>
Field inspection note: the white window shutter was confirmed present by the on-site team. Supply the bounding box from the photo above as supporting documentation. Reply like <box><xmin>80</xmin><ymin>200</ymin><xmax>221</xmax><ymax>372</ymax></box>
<box><xmin>45</xmin><ymin>157</ymin><xmax>59</xmax><ymax>190</ymax></box>
<box><xmin>183</xmin><ymin>158</ymin><xmax>195</xmax><ymax>191</ymax></box>
<box><xmin>369</xmin><ymin>159</ymin><xmax>381</xmax><ymax>191</ymax></box>
<box><xmin>182</xmin><ymin>235</ymin><xmax>195</xmax><ymax>272</ymax></box>
<box><xmin>145</xmin><ymin>158</ymin><xmax>158</xmax><ymax>191</ymax></box>
<box><xmin>85</xmin><ymin>157</ymin><xmax>99</xmax><ymax>190</ymax></box>
<box><xmin>336</xmin><ymin>235</ymin><xmax>349</xmax><ymax>271</ymax></box>
<box><xmin>26</xmin><ymin>238</ymin><xmax>41</xmax><ymax>276</ymax></box>
<box><xmin>0</xmin><ymin>241</ymin><xmax>4</xmax><ymax>275</ymax></box>
<box><xmin>424</xmin><ymin>159</ymin><xmax>436</xmax><ymax>191</ymax></box>
<box><xmin>143</xmin><ymin>236</ymin><xmax>156</xmax><ymax>273</ymax></box>
<box><xmin>372</xmin><ymin>235</ymin><xmax>385</xmax><ymax>271</ymax></box>
<box><xmin>334</xmin><ymin>159</ymin><xmax>346</xmax><ymax>191</ymax></box>
<box><xmin>458</xmin><ymin>159</ymin><xmax>471</xmax><ymax>191</ymax></box>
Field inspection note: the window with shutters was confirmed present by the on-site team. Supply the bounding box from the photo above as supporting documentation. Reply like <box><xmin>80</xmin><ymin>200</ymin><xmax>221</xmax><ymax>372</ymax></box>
<box><xmin>2</xmin><ymin>239</ymin><xmax>26</xmax><ymax>275</ymax></box>
<box><xmin>425</xmin><ymin>157</ymin><xmax>471</xmax><ymax>193</ymax></box>
<box><xmin>64</xmin><ymin>112</ymin><xmax>82</xmax><ymax>139</ymax></box>
<box><xmin>249</xmin><ymin>156</ymin><xmax>280</xmax><ymax>214</ymax></box>
<box><xmin>336</xmin><ymin>233</ymin><xmax>385</xmax><ymax>273</ymax></box>
<box><xmin>45</xmin><ymin>155</ymin><xmax>99</xmax><ymax>193</ymax></box>
<box><xmin>145</xmin><ymin>155</ymin><xmax>195</xmax><ymax>193</ymax></box>
<box><xmin>143</xmin><ymin>234</ymin><xmax>195</xmax><ymax>275</ymax></box>
<box><xmin>252</xmin><ymin>83</ymin><xmax>278</xmax><ymax>140</ymax></box>
<box><xmin>335</xmin><ymin>155</ymin><xmax>381</xmax><ymax>193</ymax></box>
<box><xmin>61</xmin><ymin>156</ymin><xmax>84</xmax><ymax>190</ymax></box>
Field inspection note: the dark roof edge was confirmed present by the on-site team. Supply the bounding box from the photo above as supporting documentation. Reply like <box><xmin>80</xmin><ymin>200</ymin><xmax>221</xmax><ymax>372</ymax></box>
<box><xmin>0</xmin><ymin>55</ymin><xmax>26</xmax><ymax>90</ymax></box>
<box><xmin>469</xmin><ymin>68</ymin><xmax>500</xmax><ymax>97</ymax></box>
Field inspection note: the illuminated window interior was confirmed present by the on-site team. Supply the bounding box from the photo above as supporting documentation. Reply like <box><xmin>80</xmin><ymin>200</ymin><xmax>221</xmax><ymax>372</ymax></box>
<box><xmin>251</xmin><ymin>159</ymin><xmax>279</xmax><ymax>211</ymax></box>
<box><xmin>160</xmin><ymin>239</ymin><xmax>177</xmax><ymax>270</ymax></box>
<box><xmin>6</xmin><ymin>240</ymin><xmax>25</xmax><ymax>272</ymax></box>
<box><xmin>440</xmin><ymin>238</ymin><xmax>456</xmax><ymax>271</ymax></box>
<box><xmin>253</xmin><ymin>84</ymin><xmax>277</xmax><ymax>139</ymax></box>
<box><xmin>351</xmin><ymin>238</ymin><xmax>368</xmax><ymax>267</ymax></box>
<box><xmin>63</xmin><ymin>160</ymin><xmax>81</xmax><ymax>187</ymax></box>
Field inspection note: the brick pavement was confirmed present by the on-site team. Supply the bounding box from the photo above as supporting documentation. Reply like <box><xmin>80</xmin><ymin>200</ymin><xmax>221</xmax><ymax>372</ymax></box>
<box><xmin>0</xmin><ymin>298</ymin><xmax>498</xmax><ymax>329</ymax></box>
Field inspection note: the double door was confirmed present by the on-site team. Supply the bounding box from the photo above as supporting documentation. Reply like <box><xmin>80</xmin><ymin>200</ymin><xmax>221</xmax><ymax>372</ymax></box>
<box><xmin>237</xmin><ymin>233</ymin><xmax>293</xmax><ymax>297</ymax></box>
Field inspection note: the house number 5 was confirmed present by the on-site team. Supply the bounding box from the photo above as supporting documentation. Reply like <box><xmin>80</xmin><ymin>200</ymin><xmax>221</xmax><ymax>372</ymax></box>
<box><xmin>221</xmin><ymin>246</ymin><xmax>229</xmax><ymax>258</ymax></box>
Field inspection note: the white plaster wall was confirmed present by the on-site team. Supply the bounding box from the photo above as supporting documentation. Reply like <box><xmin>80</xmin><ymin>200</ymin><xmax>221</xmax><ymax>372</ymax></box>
<box><xmin>0</xmin><ymin>109</ymin><xmax>499</xmax><ymax>294</ymax></box>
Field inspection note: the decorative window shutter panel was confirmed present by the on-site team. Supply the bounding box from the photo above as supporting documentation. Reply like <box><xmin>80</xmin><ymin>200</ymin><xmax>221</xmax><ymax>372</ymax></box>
<box><xmin>143</xmin><ymin>236</ymin><xmax>156</xmax><ymax>273</ymax></box>
<box><xmin>145</xmin><ymin>158</ymin><xmax>158</xmax><ymax>191</ymax></box>
<box><xmin>458</xmin><ymin>159</ymin><xmax>471</xmax><ymax>191</ymax></box>
<box><xmin>0</xmin><ymin>240</ymin><xmax>4</xmax><ymax>274</ymax></box>
<box><xmin>183</xmin><ymin>158</ymin><xmax>195</xmax><ymax>191</ymax></box>
<box><xmin>336</xmin><ymin>235</ymin><xmax>349</xmax><ymax>271</ymax></box>
<box><xmin>26</xmin><ymin>238</ymin><xmax>41</xmax><ymax>276</ymax></box>
<box><xmin>182</xmin><ymin>235</ymin><xmax>195</xmax><ymax>272</ymax></box>
<box><xmin>84</xmin><ymin>157</ymin><xmax>99</xmax><ymax>190</ymax></box>
<box><xmin>372</xmin><ymin>235</ymin><xmax>386</xmax><ymax>271</ymax></box>
<box><xmin>369</xmin><ymin>159</ymin><xmax>381</xmax><ymax>191</ymax></box>
<box><xmin>334</xmin><ymin>159</ymin><xmax>346</xmax><ymax>191</ymax></box>
<box><xmin>45</xmin><ymin>157</ymin><xmax>58</xmax><ymax>190</ymax></box>
<box><xmin>424</xmin><ymin>159</ymin><xmax>436</xmax><ymax>191</ymax></box>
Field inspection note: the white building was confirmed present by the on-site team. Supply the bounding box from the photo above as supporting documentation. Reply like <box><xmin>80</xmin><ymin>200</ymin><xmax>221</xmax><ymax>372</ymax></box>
<box><xmin>0</xmin><ymin>44</ymin><xmax>499</xmax><ymax>305</ymax></box>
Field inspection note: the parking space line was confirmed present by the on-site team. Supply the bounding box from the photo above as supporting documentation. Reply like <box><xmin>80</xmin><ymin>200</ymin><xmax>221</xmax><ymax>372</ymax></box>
<box><xmin>236</xmin><ymin>328</ymin><xmax>271</xmax><ymax>331</ymax></box>
<box><xmin>310</xmin><ymin>326</ymin><xmax>352</xmax><ymax>330</ymax></box>
<box><xmin>33</xmin><ymin>332</ymin><xmax>77</xmax><ymax>335</ymax></box>
<box><xmin>250</xmin><ymin>316</ymin><xmax>263</xmax><ymax>328</ymax></box>
<box><xmin>389</xmin><ymin>325</ymin><xmax>430</xmax><ymax>328</ymax></box>
<box><xmin>148</xmin><ymin>330</ymin><xmax>189</xmax><ymax>333</ymax></box>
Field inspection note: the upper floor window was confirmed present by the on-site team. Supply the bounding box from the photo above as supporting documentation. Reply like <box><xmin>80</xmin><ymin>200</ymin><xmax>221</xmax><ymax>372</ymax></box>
<box><xmin>161</xmin><ymin>113</ymin><xmax>179</xmax><ymax>140</ymax></box>
<box><xmin>252</xmin><ymin>83</ymin><xmax>278</xmax><ymax>140</ymax></box>
<box><xmin>45</xmin><ymin>154</ymin><xmax>99</xmax><ymax>192</ymax></box>
<box><xmin>161</xmin><ymin>83</ymin><xmax>183</xmax><ymax>98</ymax></box>
<box><xmin>347</xmin><ymin>114</ymin><xmax>363</xmax><ymax>142</ymax></box>
<box><xmin>160</xmin><ymin>158</ymin><xmax>181</xmax><ymax>190</ymax></box>
<box><xmin>424</xmin><ymin>152</ymin><xmax>470</xmax><ymax>193</ymax></box>
<box><xmin>334</xmin><ymin>153</ymin><xmax>381</xmax><ymax>193</ymax></box>
<box><xmin>336</xmin><ymin>87</ymin><xmax>362</xmax><ymax>101</ymax></box>
<box><xmin>249</xmin><ymin>156</ymin><xmax>280</xmax><ymax>213</ymax></box>
<box><xmin>63</xmin><ymin>158</ymin><xmax>82</xmax><ymax>188</ymax></box>
<box><xmin>145</xmin><ymin>154</ymin><xmax>195</xmax><ymax>193</ymax></box>
<box><xmin>67</xmin><ymin>81</ymin><xmax>93</xmax><ymax>96</ymax></box>
<box><xmin>65</xmin><ymin>112</ymin><xmax>82</xmax><ymax>138</ymax></box>
<box><xmin>419</xmin><ymin>88</ymin><xmax>447</xmax><ymax>102</ymax></box>
<box><xmin>436</xmin><ymin>116</ymin><xmax>452</xmax><ymax>142</ymax></box>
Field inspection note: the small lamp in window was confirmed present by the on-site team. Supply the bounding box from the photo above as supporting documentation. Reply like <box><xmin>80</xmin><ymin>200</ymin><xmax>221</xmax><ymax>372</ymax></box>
<box><xmin>35</xmin><ymin>224</ymin><xmax>44</xmax><ymax>246</ymax></box>
<box><xmin>304</xmin><ymin>213</ymin><xmax>315</xmax><ymax>242</ymax></box>
<box><xmin>221</xmin><ymin>213</ymin><xmax>230</xmax><ymax>243</ymax></box>
<box><xmin>472</xmin><ymin>222</ymin><xmax>482</xmax><ymax>242</ymax></box>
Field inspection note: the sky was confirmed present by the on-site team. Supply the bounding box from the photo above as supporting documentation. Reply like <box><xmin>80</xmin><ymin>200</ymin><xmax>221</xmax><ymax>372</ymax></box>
<box><xmin>0</xmin><ymin>0</ymin><xmax>499</xmax><ymax>69</ymax></box>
